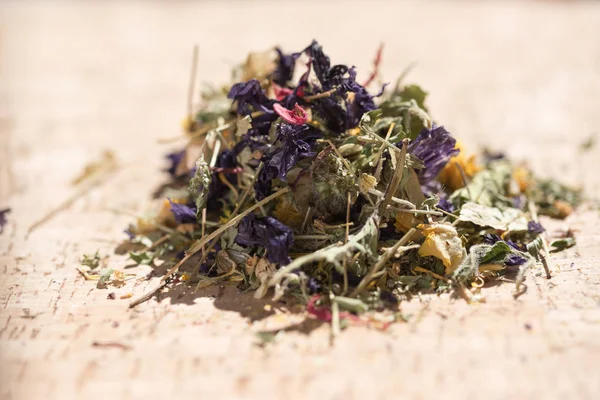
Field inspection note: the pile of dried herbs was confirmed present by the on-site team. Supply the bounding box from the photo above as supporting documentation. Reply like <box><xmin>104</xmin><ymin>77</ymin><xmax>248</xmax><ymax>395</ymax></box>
<box><xmin>122</xmin><ymin>41</ymin><xmax>581</xmax><ymax>319</ymax></box>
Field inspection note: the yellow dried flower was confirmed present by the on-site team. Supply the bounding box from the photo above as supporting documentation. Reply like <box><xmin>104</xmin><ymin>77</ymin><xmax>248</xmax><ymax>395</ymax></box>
<box><xmin>418</xmin><ymin>223</ymin><xmax>466</xmax><ymax>274</ymax></box>
<box><xmin>438</xmin><ymin>142</ymin><xmax>481</xmax><ymax>190</ymax></box>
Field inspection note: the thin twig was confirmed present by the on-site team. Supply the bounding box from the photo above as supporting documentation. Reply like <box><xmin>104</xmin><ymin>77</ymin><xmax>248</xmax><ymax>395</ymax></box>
<box><xmin>129</xmin><ymin>278</ymin><xmax>171</xmax><ymax>308</ymax></box>
<box><xmin>303</xmin><ymin>88</ymin><xmax>338</xmax><ymax>102</ymax></box>
<box><xmin>342</xmin><ymin>192</ymin><xmax>351</xmax><ymax>295</ymax></box>
<box><xmin>528</xmin><ymin>200</ymin><xmax>552</xmax><ymax>279</ymax></box>
<box><xmin>27</xmin><ymin>155</ymin><xmax>118</xmax><ymax>237</ymax></box>
<box><xmin>456</xmin><ymin>162</ymin><xmax>472</xmax><ymax>200</ymax></box>
<box><xmin>187</xmin><ymin>44</ymin><xmax>199</xmax><ymax>118</ymax></box>
<box><xmin>318</xmin><ymin>139</ymin><xmax>352</xmax><ymax>171</ymax></box>
<box><xmin>379</xmin><ymin>138</ymin><xmax>408</xmax><ymax>214</ymax></box>
<box><xmin>295</xmin><ymin>235</ymin><xmax>331</xmax><ymax>240</ymax></box>
<box><xmin>393</xmin><ymin>62</ymin><xmax>417</xmax><ymax>93</ymax></box>
<box><xmin>368</xmin><ymin>188</ymin><xmax>415</xmax><ymax>209</ymax></box>
<box><xmin>374</xmin><ymin>123</ymin><xmax>396</xmax><ymax>181</ymax></box>
<box><xmin>351</xmin><ymin>227</ymin><xmax>416</xmax><ymax>297</ymax></box>
<box><xmin>165</xmin><ymin>186</ymin><xmax>287</xmax><ymax>284</ymax></box>
<box><xmin>158</xmin><ymin>111</ymin><xmax>265</xmax><ymax>144</ymax></box>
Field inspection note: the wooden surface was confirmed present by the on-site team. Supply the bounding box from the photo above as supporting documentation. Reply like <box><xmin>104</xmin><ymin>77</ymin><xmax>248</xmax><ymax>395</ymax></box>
<box><xmin>1</xmin><ymin>1</ymin><xmax>600</xmax><ymax>399</ymax></box>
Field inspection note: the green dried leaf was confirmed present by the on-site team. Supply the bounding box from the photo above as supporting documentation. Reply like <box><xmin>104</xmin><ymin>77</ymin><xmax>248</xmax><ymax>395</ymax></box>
<box><xmin>549</xmin><ymin>237</ymin><xmax>576</xmax><ymax>252</ymax></box>
<box><xmin>128</xmin><ymin>251</ymin><xmax>155</xmax><ymax>265</ymax></box>
<box><xmin>188</xmin><ymin>154</ymin><xmax>212</xmax><ymax>218</ymax></box>
<box><xmin>268</xmin><ymin>213</ymin><xmax>380</xmax><ymax>292</ymax></box>
<box><xmin>378</xmin><ymin>99</ymin><xmax>432</xmax><ymax>140</ymax></box>
<box><xmin>527</xmin><ymin>237</ymin><xmax>543</xmax><ymax>260</ymax></box>
<box><xmin>80</xmin><ymin>251</ymin><xmax>102</xmax><ymax>270</ymax></box>
<box><xmin>480</xmin><ymin>241</ymin><xmax>512</xmax><ymax>264</ymax></box>
<box><xmin>333</xmin><ymin>296</ymin><xmax>369</xmax><ymax>314</ymax></box>
<box><xmin>458</xmin><ymin>202</ymin><xmax>528</xmax><ymax>231</ymax></box>
<box><xmin>358</xmin><ymin>109</ymin><xmax>383</xmax><ymax>136</ymax></box>
<box><xmin>450</xmin><ymin>161</ymin><xmax>513</xmax><ymax>208</ymax></box>
<box><xmin>396</xmin><ymin>84</ymin><xmax>428</xmax><ymax>110</ymax></box>
<box><xmin>97</xmin><ymin>268</ymin><xmax>114</xmax><ymax>289</ymax></box>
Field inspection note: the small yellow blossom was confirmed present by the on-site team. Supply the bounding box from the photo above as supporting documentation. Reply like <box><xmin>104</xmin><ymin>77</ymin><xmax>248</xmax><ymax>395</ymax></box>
<box><xmin>513</xmin><ymin>166</ymin><xmax>531</xmax><ymax>192</ymax></box>
<box><xmin>438</xmin><ymin>142</ymin><xmax>481</xmax><ymax>191</ymax></box>
<box><xmin>418</xmin><ymin>223</ymin><xmax>466</xmax><ymax>274</ymax></box>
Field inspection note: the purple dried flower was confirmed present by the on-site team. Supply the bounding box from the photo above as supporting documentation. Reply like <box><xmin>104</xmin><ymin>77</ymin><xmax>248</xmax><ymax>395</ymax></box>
<box><xmin>311</xmin><ymin>64</ymin><xmax>384</xmax><ymax>133</ymax></box>
<box><xmin>512</xmin><ymin>196</ymin><xmax>526</xmax><ymax>210</ymax></box>
<box><xmin>235</xmin><ymin>213</ymin><xmax>294</xmax><ymax>265</ymax></box>
<box><xmin>312</xmin><ymin>96</ymin><xmax>347</xmax><ymax>133</ymax></box>
<box><xmin>528</xmin><ymin>221</ymin><xmax>545</xmax><ymax>234</ymax></box>
<box><xmin>272</xmin><ymin>48</ymin><xmax>301</xmax><ymax>87</ymax></box>
<box><xmin>0</xmin><ymin>208</ymin><xmax>11</xmax><ymax>234</ymax></box>
<box><xmin>307</xmin><ymin>277</ymin><xmax>321</xmax><ymax>293</ymax></box>
<box><xmin>482</xmin><ymin>234</ymin><xmax>524</xmax><ymax>251</ymax></box>
<box><xmin>407</xmin><ymin>126</ymin><xmax>459</xmax><ymax>188</ymax></box>
<box><xmin>165</xmin><ymin>150</ymin><xmax>185</xmax><ymax>178</ymax></box>
<box><xmin>227</xmin><ymin>79</ymin><xmax>272</xmax><ymax>115</ymax></box>
<box><xmin>437</xmin><ymin>196</ymin><xmax>455</xmax><ymax>213</ymax></box>
<box><xmin>305</xmin><ymin>40</ymin><xmax>330</xmax><ymax>84</ymax></box>
<box><xmin>124</xmin><ymin>227</ymin><xmax>136</xmax><ymax>240</ymax></box>
<box><xmin>505</xmin><ymin>253</ymin><xmax>528</xmax><ymax>266</ymax></box>
<box><xmin>208</xmin><ymin>149</ymin><xmax>242</xmax><ymax>206</ymax></box>
<box><xmin>255</xmin><ymin>123</ymin><xmax>321</xmax><ymax>200</ymax></box>
<box><xmin>168</xmin><ymin>200</ymin><xmax>197</xmax><ymax>224</ymax></box>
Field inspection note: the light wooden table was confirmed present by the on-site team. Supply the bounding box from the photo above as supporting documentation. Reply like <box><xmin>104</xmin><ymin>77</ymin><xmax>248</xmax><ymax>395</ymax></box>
<box><xmin>1</xmin><ymin>1</ymin><xmax>599</xmax><ymax>399</ymax></box>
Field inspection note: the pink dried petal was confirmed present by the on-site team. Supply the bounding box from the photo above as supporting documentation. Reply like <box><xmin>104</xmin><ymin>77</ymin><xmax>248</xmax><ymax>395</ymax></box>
<box><xmin>306</xmin><ymin>295</ymin><xmax>332</xmax><ymax>322</ymax></box>
<box><xmin>272</xmin><ymin>83</ymin><xmax>294</xmax><ymax>101</ymax></box>
<box><xmin>273</xmin><ymin>103</ymin><xmax>308</xmax><ymax>125</ymax></box>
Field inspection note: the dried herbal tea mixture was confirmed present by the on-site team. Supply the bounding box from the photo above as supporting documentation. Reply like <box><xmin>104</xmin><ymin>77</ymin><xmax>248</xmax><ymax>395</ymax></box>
<box><xmin>98</xmin><ymin>41</ymin><xmax>582</xmax><ymax>325</ymax></box>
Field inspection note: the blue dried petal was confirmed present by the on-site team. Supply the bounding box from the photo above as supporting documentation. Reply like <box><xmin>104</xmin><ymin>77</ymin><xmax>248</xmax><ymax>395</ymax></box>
<box><xmin>165</xmin><ymin>150</ymin><xmax>185</xmax><ymax>178</ymax></box>
<box><xmin>124</xmin><ymin>228</ymin><xmax>135</xmax><ymax>240</ymax></box>
<box><xmin>235</xmin><ymin>213</ymin><xmax>294</xmax><ymax>265</ymax></box>
<box><xmin>407</xmin><ymin>126</ymin><xmax>459</xmax><ymax>187</ymax></box>
<box><xmin>482</xmin><ymin>234</ymin><xmax>524</xmax><ymax>251</ymax></box>
<box><xmin>505</xmin><ymin>253</ymin><xmax>527</xmax><ymax>266</ymax></box>
<box><xmin>307</xmin><ymin>277</ymin><xmax>322</xmax><ymax>293</ymax></box>
<box><xmin>255</xmin><ymin>123</ymin><xmax>321</xmax><ymax>200</ymax></box>
<box><xmin>528</xmin><ymin>221</ymin><xmax>545</xmax><ymax>234</ymax></box>
<box><xmin>305</xmin><ymin>40</ymin><xmax>330</xmax><ymax>84</ymax></box>
<box><xmin>437</xmin><ymin>196</ymin><xmax>455</xmax><ymax>213</ymax></box>
<box><xmin>168</xmin><ymin>200</ymin><xmax>197</xmax><ymax>224</ymax></box>
<box><xmin>227</xmin><ymin>79</ymin><xmax>272</xmax><ymax>115</ymax></box>
<box><xmin>272</xmin><ymin>48</ymin><xmax>301</xmax><ymax>87</ymax></box>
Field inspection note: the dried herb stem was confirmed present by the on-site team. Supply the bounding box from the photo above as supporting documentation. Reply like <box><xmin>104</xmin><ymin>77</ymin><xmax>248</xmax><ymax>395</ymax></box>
<box><xmin>303</xmin><ymin>88</ymin><xmax>338</xmax><ymax>102</ymax></box>
<box><xmin>378</xmin><ymin>138</ymin><xmax>408</xmax><ymax>214</ymax></box>
<box><xmin>187</xmin><ymin>44</ymin><xmax>199</xmax><ymax>118</ymax></box>
<box><xmin>528</xmin><ymin>200</ymin><xmax>552</xmax><ymax>279</ymax></box>
<box><xmin>351</xmin><ymin>227</ymin><xmax>416</xmax><ymax>297</ymax></box>
<box><xmin>295</xmin><ymin>235</ymin><xmax>331</xmax><ymax>240</ymax></box>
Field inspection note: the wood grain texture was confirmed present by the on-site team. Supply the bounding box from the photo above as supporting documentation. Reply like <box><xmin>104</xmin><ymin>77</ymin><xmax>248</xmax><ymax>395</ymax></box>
<box><xmin>1</xmin><ymin>1</ymin><xmax>599</xmax><ymax>399</ymax></box>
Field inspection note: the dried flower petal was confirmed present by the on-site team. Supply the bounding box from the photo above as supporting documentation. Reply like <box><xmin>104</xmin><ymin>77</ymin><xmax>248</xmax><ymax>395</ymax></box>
<box><xmin>528</xmin><ymin>221</ymin><xmax>545</xmax><ymax>234</ymax></box>
<box><xmin>168</xmin><ymin>200</ymin><xmax>197</xmax><ymax>224</ymax></box>
<box><xmin>235</xmin><ymin>213</ymin><xmax>294</xmax><ymax>265</ymax></box>
<box><xmin>227</xmin><ymin>79</ymin><xmax>271</xmax><ymax>115</ymax></box>
<box><xmin>255</xmin><ymin>123</ymin><xmax>321</xmax><ymax>200</ymax></box>
<box><xmin>272</xmin><ymin>48</ymin><xmax>300</xmax><ymax>86</ymax></box>
<box><xmin>419</xmin><ymin>223</ymin><xmax>466</xmax><ymax>274</ymax></box>
<box><xmin>273</xmin><ymin>103</ymin><xmax>308</xmax><ymax>125</ymax></box>
<box><xmin>407</xmin><ymin>126</ymin><xmax>459</xmax><ymax>192</ymax></box>
<box><xmin>438</xmin><ymin>142</ymin><xmax>481</xmax><ymax>191</ymax></box>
